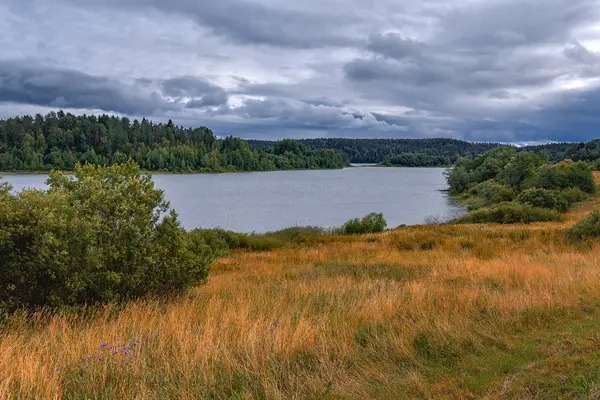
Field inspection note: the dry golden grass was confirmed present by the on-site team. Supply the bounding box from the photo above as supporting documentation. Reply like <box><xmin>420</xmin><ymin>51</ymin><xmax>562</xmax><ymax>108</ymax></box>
<box><xmin>2</xmin><ymin>174</ymin><xmax>600</xmax><ymax>399</ymax></box>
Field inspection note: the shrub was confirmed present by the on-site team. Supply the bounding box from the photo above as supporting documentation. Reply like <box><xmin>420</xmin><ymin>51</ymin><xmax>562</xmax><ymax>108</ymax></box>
<box><xmin>453</xmin><ymin>202</ymin><xmax>564</xmax><ymax>224</ymax></box>
<box><xmin>263</xmin><ymin>226</ymin><xmax>332</xmax><ymax>242</ymax></box>
<box><xmin>498</xmin><ymin>151</ymin><xmax>544</xmax><ymax>188</ymax></box>
<box><xmin>567</xmin><ymin>211</ymin><xmax>600</xmax><ymax>241</ymax></box>
<box><xmin>188</xmin><ymin>228</ymin><xmax>284</xmax><ymax>254</ymax></box>
<box><xmin>0</xmin><ymin>162</ymin><xmax>208</xmax><ymax>311</ymax></box>
<box><xmin>342</xmin><ymin>213</ymin><xmax>387</xmax><ymax>235</ymax></box>
<box><xmin>445</xmin><ymin>165</ymin><xmax>471</xmax><ymax>194</ymax></box>
<box><xmin>537</xmin><ymin>162</ymin><xmax>597</xmax><ymax>194</ymax></box>
<box><xmin>517</xmin><ymin>188</ymin><xmax>569</xmax><ymax>212</ymax></box>
<box><xmin>470</xmin><ymin>180</ymin><xmax>515</xmax><ymax>204</ymax></box>
<box><xmin>560</xmin><ymin>187</ymin><xmax>591</xmax><ymax>207</ymax></box>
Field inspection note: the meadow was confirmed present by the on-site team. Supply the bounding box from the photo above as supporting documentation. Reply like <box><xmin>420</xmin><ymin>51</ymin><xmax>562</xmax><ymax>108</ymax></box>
<box><xmin>2</xmin><ymin>176</ymin><xmax>600</xmax><ymax>399</ymax></box>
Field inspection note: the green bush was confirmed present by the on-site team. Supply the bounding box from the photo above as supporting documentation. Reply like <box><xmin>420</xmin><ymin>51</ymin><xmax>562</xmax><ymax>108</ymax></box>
<box><xmin>342</xmin><ymin>213</ymin><xmax>387</xmax><ymax>235</ymax></box>
<box><xmin>537</xmin><ymin>162</ymin><xmax>597</xmax><ymax>194</ymax></box>
<box><xmin>560</xmin><ymin>187</ymin><xmax>591</xmax><ymax>207</ymax></box>
<box><xmin>498</xmin><ymin>151</ymin><xmax>544</xmax><ymax>188</ymax></box>
<box><xmin>470</xmin><ymin>180</ymin><xmax>515</xmax><ymax>204</ymax></box>
<box><xmin>567</xmin><ymin>211</ymin><xmax>600</xmax><ymax>241</ymax></box>
<box><xmin>454</xmin><ymin>202</ymin><xmax>564</xmax><ymax>224</ymax></box>
<box><xmin>262</xmin><ymin>226</ymin><xmax>332</xmax><ymax>242</ymax></box>
<box><xmin>517</xmin><ymin>188</ymin><xmax>569</xmax><ymax>212</ymax></box>
<box><xmin>0</xmin><ymin>162</ymin><xmax>208</xmax><ymax>311</ymax></box>
<box><xmin>188</xmin><ymin>228</ymin><xmax>284</xmax><ymax>254</ymax></box>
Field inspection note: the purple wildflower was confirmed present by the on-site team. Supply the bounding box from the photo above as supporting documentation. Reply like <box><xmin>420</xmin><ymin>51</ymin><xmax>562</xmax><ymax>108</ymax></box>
<box><xmin>99</xmin><ymin>342</ymin><xmax>109</xmax><ymax>349</ymax></box>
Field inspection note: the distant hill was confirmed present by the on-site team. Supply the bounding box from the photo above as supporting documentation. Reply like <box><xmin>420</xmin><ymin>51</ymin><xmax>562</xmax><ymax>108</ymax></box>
<box><xmin>248</xmin><ymin>138</ymin><xmax>600</xmax><ymax>167</ymax></box>
<box><xmin>248</xmin><ymin>138</ymin><xmax>503</xmax><ymax>166</ymax></box>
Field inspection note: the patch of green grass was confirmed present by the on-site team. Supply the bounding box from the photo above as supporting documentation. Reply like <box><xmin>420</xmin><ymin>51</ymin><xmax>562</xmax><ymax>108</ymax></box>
<box><xmin>419</xmin><ymin>305</ymin><xmax>600</xmax><ymax>399</ymax></box>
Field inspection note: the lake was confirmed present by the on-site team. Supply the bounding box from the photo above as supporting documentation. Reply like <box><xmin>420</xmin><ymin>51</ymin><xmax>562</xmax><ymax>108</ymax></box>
<box><xmin>0</xmin><ymin>167</ymin><xmax>465</xmax><ymax>233</ymax></box>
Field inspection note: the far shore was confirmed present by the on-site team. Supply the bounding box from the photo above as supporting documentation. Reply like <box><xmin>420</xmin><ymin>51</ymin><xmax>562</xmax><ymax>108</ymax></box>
<box><xmin>0</xmin><ymin>164</ymin><xmax>457</xmax><ymax>176</ymax></box>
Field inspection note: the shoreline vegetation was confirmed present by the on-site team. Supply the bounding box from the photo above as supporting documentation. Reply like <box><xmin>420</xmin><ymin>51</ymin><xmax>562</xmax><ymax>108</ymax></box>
<box><xmin>2</xmin><ymin>147</ymin><xmax>600</xmax><ymax>397</ymax></box>
<box><xmin>4</xmin><ymin>111</ymin><xmax>600</xmax><ymax>173</ymax></box>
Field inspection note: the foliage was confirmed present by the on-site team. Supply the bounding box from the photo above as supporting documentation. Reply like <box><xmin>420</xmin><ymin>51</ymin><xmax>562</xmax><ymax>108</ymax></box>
<box><xmin>566</xmin><ymin>211</ymin><xmax>600</xmax><ymax>241</ymax></box>
<box><xmin>342</xmin><ymin>213</ymin><xmax>387</xmax><ymax>234</ymax></box>
<box><xmin>453</xmin><ymin>202</ymin><xmax>564</xmax><ymax>224</ymax></box>
<box><xmin>0</xmin><ymin>112</ymin><xmax>349</xmax><ymax>172</ymax></box>
<box><xmin>517</xmin><ymin>188</ymin><xmax>569</xmax><ymax>212</ymax></box>
<box><xmin>537</xmin><ymin>162</ymin><xmax>597</xmax><ymax>194</ymax></box>
<box><xmin>526</xmin><ymin>139</ymin><xmax>600</xmax><ymax>164</ymax></box>
<box><xmin>249</xmin><ymin>138</ymin><xmax>503</xmax><ymax>166</ymax></box>
<box><xmin>469</xmin><ymin>181</ymin><xmax>515</xmax><ymax>204</ymax></box>
<box><xmin>497</xmin><ymin>151</ymin><xmax>544</xmax><ymax>188</ymax></box>
<box><xmin>0</xmin><ymin>162</ymin><xmax>207</xmax><ymax>311</ymax></box>
<box><xmin>187</xmin><ymin>228</ymin><xmax>284</xmax><ymax>255</ymax></box>
<box><xmin>446</xmin><ymin>148</ymin><xmax>597</xmax><ymax>223</ymax></box>
<box><xmin>559</xmin><ymin>187</ymin><xmax>591</xmax><ymax>207</ymax></box>
<box><xmin>262</xmin><ymin>226</ymin><xmax>337</xmax><ymax>242</ymax></box>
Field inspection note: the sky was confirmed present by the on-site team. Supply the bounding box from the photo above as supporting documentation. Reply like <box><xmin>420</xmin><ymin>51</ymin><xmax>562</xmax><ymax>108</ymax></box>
<box><xmin>1</xmin><ymin>0</ymin><xmax>600</xmax><ymax>142</ymax></box>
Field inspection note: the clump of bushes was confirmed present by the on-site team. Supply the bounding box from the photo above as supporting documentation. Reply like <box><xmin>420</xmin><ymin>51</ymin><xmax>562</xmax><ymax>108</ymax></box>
<box><xmin>446</xmin><ymin>148</ymin><xmax>597</xmax><ymax>224</ymax></box>
<box><xmin>454</xmin><ymin>202</ymin><xmax>564</xmax><ymax>224</ymax></box>
<box><xmin>0</xmin><ymin>162</ymin><xmax>208</xmax><ymax>311</ymax></box>
<box><xmin>517</xmin><ymin>188</ymin><xmax>569</xmax><ymax>212</ymax></box>
<box><xmin>342</xmin><ymin>213</ymin><xmax>387</xmax><ymax>235</ymax></box>
<box><xmin>187</xmin><ymin>228</ymin><xmax>284</xmax><ymax>255</ymax></box>
<box><xmin>537</xmin><ymin>162</ymin><xmax>597</xmax><ymax>194</ymax></box>
<box><xmin>263</xmin><ymin>226</ymin><xmax>333</xmax><ymax>242</ymax></box>
<box><xmin>469</xmin><ymin>181</ymin><xmax>515</xmax><ymax>204</ymax></box>
<box><xmin>560</xmin><ymin>187</ymin><xmax>590</xmax><ymax>207</ymax></box>
<box><xmin>567</xmin><ymin>211</ymin><xmax>600</xmax><ymax>241</ymax></box>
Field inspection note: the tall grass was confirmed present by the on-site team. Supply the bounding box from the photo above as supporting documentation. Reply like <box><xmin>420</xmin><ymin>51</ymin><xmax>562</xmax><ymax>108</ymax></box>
<box><xmin>2</xmin><ymin>174</ymin><xmax>600</xmax><ymax>398</ymax></box>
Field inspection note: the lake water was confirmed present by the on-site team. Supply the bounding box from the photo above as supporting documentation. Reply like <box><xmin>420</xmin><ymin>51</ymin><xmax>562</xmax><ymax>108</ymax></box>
<box><xmin>1</xmin><ymin>167</ymin><xmax>465</xmax><ymax>233</ymax></box>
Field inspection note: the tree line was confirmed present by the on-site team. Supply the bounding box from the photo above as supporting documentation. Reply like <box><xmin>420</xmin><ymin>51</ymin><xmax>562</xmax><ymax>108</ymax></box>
<box><xmin>249</xmin><ymin>138</ymin><xmax>600</xmax><ymax>167</ymax></box>
<box><xmin>0</xmin><ymin>112</ymin><xmax>349</xmax><ymax>172</ymax></box>
<box><xmin>248</xmin><ymin>138</ymin><xmax>503</xmax><ymax>166</ymax></box>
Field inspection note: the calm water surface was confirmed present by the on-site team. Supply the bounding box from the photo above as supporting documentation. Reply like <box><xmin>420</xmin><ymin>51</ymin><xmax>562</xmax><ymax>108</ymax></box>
<box><xmin>1</xmin><ymin>167</ymin><xmax>465</xmax><ymax>233</ymax></box>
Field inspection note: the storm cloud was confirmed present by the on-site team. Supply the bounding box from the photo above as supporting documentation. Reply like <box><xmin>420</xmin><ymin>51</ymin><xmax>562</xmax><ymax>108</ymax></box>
<box><xmin>1</xmin><ymin>0</ymin><xmax>600</xmax><ymax>141</ymax></box>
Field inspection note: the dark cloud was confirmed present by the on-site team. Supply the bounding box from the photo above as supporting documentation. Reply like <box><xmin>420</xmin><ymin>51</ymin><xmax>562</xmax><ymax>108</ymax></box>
<box><xmin>0</xmin><ymin>60</ymin><xmax>172</xmax><ymax>115</ymax></box>
<box><xmin>366</xmin><ymin>33</ymin><xmax>424</xmax><ymax>60</ymax></box>
<box><xmin>223</xmin><ymin>98</ymin><xmax>407</xmax><ymax>132</ymax></box>
<box><xmin>161</xmin><ymin>76</ymin><xmax>229</xmax><ymax>108</ymax></box>
<box><xmin>488</xmin><ymin>90</ymin><xmax>527</xmax><ymax>100</ymax></box>
<box><xmin>1</xmin><ymin>0</ymin><xmax>600</xmax><ymax>142</ymax></box>
<box><xmin>67</xmin><ymin>0</ymin><xmax>362</xmax><ymax>49</ymax></box>
<box><xmin>185</xmin><ymin>91</ymin><xmax>229</xmax><ymax>108</ymax></box>
<box><xmin>161</xmin><ymin>76</ymin><xmax>222</xmax><ymax>98</ymax></box>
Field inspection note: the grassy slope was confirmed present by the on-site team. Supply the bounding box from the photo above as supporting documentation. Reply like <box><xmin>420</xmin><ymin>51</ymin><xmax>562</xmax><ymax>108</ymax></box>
<box><xmin>2</xmin><ymin>175</ymin><xmax>600</xmax><ymax>399</ymax></box>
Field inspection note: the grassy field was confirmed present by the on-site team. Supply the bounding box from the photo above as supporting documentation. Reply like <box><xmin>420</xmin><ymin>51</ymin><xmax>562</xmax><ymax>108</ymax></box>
<box><xmin>2</xmin><ymin>176</ymin><xmax>600</xmax><ymax>399</ymax></box>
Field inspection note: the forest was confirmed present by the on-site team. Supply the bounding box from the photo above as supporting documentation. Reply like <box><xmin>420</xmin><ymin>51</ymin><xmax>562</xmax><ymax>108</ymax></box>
<box><xmin>250</xmin><ymin>138</ymin><xmax>600</xmax><ymax>167</ymax></box>
<box><xmin>0</xmin><ymin>112</ymin><xmax>349</xmax><ymax>172</ymax></box>
<box><xmin>2</xmin><ymin>111</ymin><xmax>599</xmax><ymax>172</ymax></box>
<box><xmin>248</xmin><ymin>138</ymin><xmax>502</xmax><ymax>166</ymax></box>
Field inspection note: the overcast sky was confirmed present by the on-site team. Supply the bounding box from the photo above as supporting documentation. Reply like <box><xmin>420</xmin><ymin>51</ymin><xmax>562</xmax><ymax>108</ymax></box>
<box><xmin>1</xmin><ymin>0</ymin><xmax>600</xmax><ymax>142</ymax></box>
